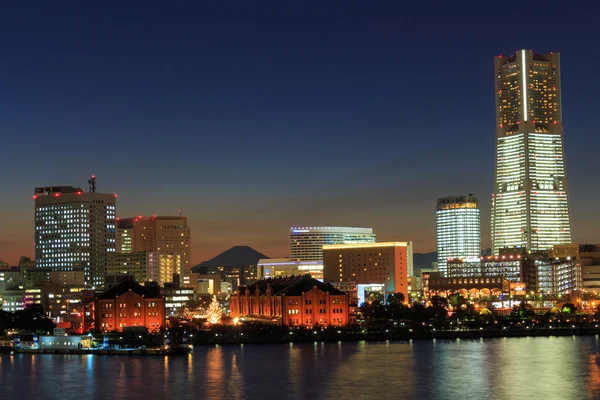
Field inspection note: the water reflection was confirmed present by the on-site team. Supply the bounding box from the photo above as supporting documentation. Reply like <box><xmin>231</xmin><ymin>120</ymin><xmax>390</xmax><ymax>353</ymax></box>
<box><xmin>1</xmin><ymin>337</ymin><xmax>600</xmax><ymax>399</ymax></box>
<box><xmin>205</xmin><ymin>346</ymin><xmax>224</xmax><ymax>399</ymax></box>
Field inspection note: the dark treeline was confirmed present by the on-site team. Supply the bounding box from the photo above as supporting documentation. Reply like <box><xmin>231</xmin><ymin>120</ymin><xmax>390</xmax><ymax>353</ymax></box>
<box><xmin>358</xmin><ymin>294</ymin><xmax>588</xmax><ymax>330</ymax></box>
<box><xmin>0</xmin><ymin>305</ymin><xmax>55</xmax><ymax>335</ymax></box>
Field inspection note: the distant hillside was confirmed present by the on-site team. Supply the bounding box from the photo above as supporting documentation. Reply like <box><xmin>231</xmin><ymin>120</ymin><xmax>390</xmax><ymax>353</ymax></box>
<box><xmin>192</xmin><ymin>245</ymin><xmax>269</xmax><ymax>273</ymax></box>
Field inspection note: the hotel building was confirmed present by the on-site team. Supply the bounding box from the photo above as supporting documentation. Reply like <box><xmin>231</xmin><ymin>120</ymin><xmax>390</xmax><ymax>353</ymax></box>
<box><xmin>436</xmin><ymin>195</ymin><xmax>481</xmax><ymax>277</ymax></box>
<box><xmin>322</xmin><ymin>242</ymin><xmax>413</xmax><ymax>301</ymax></box>
<box><xmin>491</xmin><ymin>50</ymin><xmax>572</xmax><ymax>254</ymax></box>
<box><xmin>289</xmin><ymin>226</ymin><xmax>376</xmax><ymax>262</ymax></box>
<box><xmin>34</xmin><ymin>184</ymin><xmax>117</xmax><ymax>287</ymax></box>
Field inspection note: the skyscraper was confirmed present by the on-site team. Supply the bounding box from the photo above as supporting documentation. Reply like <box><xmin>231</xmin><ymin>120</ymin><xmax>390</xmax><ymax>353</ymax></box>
<box><xmin>34</xmin><ymin>182</ymin><xmax>117</xmax><ymax>287</ymax></box>
<box><xmin>289</xmin><ymin>226</ymin><xmax>376</xmax><ymax>262</ymax></box>
<box><xmin>117</xmin><ymin>216</ymin><xmax>191</xmax><ymax>280</ymax></box>
<box><xmin>436</xmin><ymin>195</ymin><xmax>481</xmax><ymax>277</ymax></box>
<box><xmin>491</xmin><ymin>50</ymin><xmax>572</xmax><ymax>254</ymax></box>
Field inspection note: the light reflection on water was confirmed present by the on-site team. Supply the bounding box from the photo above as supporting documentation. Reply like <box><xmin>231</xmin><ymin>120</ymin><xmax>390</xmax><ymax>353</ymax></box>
<box><xmin>0</xmin><ymin>337</ymin><xmax>599</xmax><ymax>399</ymax></box>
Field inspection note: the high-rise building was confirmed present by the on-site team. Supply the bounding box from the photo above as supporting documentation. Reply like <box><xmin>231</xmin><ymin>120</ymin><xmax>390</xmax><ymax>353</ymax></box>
<box><xmin>289</xmin><ymin>226</ymin><xmax>376</xmax><ymax>262</ymax></box>
<box><xmin>34</xmin><ymin>181</ymin><xmax>117</xmax><ymax>288</ymax></box>
<box><xmin>491</xmin><ymin>50</ymin><xmax>572</xmax><ymax>255</ymax></box>
<box><xmin>107</xmin><ymin>251</ymin><xmax>182</xmax><ymax>287</ymax></box>
<box><xmin>117</xmin><ymin>216</ymin><xmax>191</xmax><ymax>280</ymax></box>
<box><xmin>436</xmin><ymin>195</ymin><xmax>481</xmax><ymax>277</ymax></box>
<box><xmin>116</xmin><ymin>219</ymin><xmax>133</xmax><ymax>253</ymax></box>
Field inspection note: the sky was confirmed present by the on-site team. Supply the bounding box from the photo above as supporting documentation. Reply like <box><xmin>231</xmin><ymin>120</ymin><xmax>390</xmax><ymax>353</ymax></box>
<box><xmin>1</xmin><ymin>1</ymin><xmax>599</xmax><ymax>265</ymax></box>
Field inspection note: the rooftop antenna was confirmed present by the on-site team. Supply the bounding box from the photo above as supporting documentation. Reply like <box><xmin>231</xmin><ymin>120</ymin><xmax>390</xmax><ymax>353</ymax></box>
<box><xmin>88</xmin><ymin>175</ymin><xmax>97</xmax><ymax>193</ymax></box>
<box><xmin>178</xmin><ymin>209</ymin><xmax>182</xmax><ymax>216</ymax></box>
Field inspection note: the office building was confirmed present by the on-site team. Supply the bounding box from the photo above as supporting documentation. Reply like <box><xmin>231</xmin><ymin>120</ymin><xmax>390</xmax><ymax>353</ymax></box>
<box><xmin>25</xmin><ymin>268</ymin><xmax>85</xmax><ymax>289</ymax></box>
<box><xmin>194</xmin><ymin>274</ymin><xmax>221</xmax><ymax>295</ymax></box>
<box><xmin>290</xmin><ymin>226</ymin><xmax>376</xmax><ymax>262</ymax></box>
<box><xmin>491</xmin><ymin>50</ymin><xmax>572</xmax><ymax>255</ymax></box>
<box><xmin>117</xmin><ymin>216</ymin><xmax>191</xmax><ymax>280</ymax></box>
<box><xmin>322</xmin><ymin>242</ymin><xmax>413</xmax><ymax>300</ymax></box>
<box><xmin>107</xmin><ymin>252</ymin><xmax>182</xmax><ymax>287</ymax></box>
<box><xmin>446</xmin><ymin>255</ymin><xmax>526</xmax><ymax>283</ymax></box>
<box><xmin>161</xmin><ymin>277</ymin><xmax>196</xmax><ymax>317</ymax></box>
<box><xmin>34</xmin><ymin>179</ymin><xmax>117</xmax><ymax>288</ymax></box>
<box><xmin>436</xmin><ymin>195</ymin><xmax>481</xmax><ymax>277</ymax></box>
<box><xmin>116</xmin><ymin>219</ymin><xmax>133</xmax><ymax>253</ymax></box>
<box><xmin>230</xmin><ymin>275</ymin><xmax>349</xmax><ymax>328</ymax></box>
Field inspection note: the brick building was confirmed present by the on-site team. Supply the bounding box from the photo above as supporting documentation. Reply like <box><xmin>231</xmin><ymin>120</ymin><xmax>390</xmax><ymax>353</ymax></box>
<box><xmin>87</xmin><ymin>279</ymin><xmax>165</xmax><ymax>333</ymax></box>
<box><xmin>230</xmin><ymin>275</ymin><xmax>349</xmax><ymax>328</ymax></box>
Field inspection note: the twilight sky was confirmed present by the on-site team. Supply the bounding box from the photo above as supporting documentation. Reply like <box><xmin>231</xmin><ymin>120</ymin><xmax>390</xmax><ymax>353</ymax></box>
<box><xmin>1</xmin><ymin>2</ymin><xmax>599</xmax><ymax>265</ymax></box>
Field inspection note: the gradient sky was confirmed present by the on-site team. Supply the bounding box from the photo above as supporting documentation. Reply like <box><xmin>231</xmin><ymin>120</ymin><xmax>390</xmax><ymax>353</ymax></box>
<box><xmin>1</xmin><ymin>2</ymin><xmax>599</xmax><ymax>265</ymax></box>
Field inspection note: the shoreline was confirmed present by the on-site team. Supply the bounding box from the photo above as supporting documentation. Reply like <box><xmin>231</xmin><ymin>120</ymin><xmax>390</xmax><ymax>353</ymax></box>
<box><xmin>2</xmin><ymin>327</ymin><xmax>599</xmax><ymax>354</ymax></box>
<box><xmin>192</xmin><ymin>326</ymin><xmax>600</xmax><ymax>346</ymax></box>
<box><xmin>0</xmin><ymin>347</ymin><xmax>190</xmax><ymax>356</ymax></box>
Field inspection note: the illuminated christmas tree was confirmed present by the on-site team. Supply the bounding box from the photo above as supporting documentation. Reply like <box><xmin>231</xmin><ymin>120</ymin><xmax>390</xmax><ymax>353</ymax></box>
<box><xmin>182</xmin><ymin>307</ymin><xmax>193</xmax><ymax>321</ymax></box>
<box><xmin>207</xmin><ymin>296</ymin><xmax>222</xmax><ymax>324</ymax></box>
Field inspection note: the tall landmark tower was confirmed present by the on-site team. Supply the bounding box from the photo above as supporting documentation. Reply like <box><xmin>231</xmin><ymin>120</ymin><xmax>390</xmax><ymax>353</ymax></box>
<box><xmin>491</xmin><ymin>50</ymin><xmax>572</xmax><ymax>254</ymax></box>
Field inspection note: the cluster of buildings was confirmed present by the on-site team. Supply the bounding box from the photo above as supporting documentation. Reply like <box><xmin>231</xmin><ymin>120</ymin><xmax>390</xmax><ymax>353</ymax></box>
<box><xmin>0</xmin><ymin>177</ymin><xmax>191</xmax><ymax>333</ymax></box>
<box><xmin>430</xmin><ymin>50</ymin><xmax>598</xmax><ymax>306</ymax></box>
<box><xmin>0</xmin><ymin>49</ymin><xmax>597</xmax><ymax>332</ymax></box>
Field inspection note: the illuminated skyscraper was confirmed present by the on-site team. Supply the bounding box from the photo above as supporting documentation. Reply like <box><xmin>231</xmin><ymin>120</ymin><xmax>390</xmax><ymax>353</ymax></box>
<box><xmin>491</xmin><ymin>50</ymin><xmax>572</xmax><ymax>254</ymax></box>
<box><xmin>436</xmin><ymin>195</ymin><xmax>481</xmax><ymax>277</ymax></box>
<box><xmin>117</xmin><ymin>216</ymin><xmax>191</xmax><ymax>281</ymax></box>
<box><xmin>34</xmin><ymin>182</ymin><xmax>117</xmax><ymax>287</ymax></box>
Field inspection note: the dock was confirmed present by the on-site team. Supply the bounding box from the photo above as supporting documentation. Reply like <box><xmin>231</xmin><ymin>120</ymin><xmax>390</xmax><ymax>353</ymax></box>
<box><xmin>12</xmin><ymin>347</ymin><xmax>190</xmax><ymax>356</ymax></box>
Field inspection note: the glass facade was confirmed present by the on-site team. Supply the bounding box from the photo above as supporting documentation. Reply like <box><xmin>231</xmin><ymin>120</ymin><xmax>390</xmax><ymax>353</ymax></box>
<box><xmin>436</xmin><ymin>196</ymin><xmax>481</xmax><ymax>277</ymax></box>
<box><xmin>492</xmin><ymin>50</ymin><xmax>572</xmax><ymax>254</ymax></box>
<box><xmin>289</xmin><ymin>226</ymin><xmax>376</xmax><ymax>262</ymax></box>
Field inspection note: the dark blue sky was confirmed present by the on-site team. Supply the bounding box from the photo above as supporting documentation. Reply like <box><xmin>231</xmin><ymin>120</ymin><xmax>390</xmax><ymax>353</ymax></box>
<box><xmin>1</xmin><ymin>2</ymin><xmax>599</xmax><ymax>264</ymax></box>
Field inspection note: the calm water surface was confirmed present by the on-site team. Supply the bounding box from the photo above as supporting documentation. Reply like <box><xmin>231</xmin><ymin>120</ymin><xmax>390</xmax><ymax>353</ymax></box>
<box><xmin>2</xmin><ymin>336</ymin><xmax>600</xmax><ymax>399</ymax></box>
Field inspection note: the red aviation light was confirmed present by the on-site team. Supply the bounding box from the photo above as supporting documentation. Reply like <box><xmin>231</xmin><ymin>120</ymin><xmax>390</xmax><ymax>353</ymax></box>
<box><xmin>33</xmin><ymin>195</ymin><xmax>37</xmax><ymax>199</ymax></box>
<box><xmin>114</xmin><ymin>194</ymin><xmax>118</xmax><ymax>198</ymax></box>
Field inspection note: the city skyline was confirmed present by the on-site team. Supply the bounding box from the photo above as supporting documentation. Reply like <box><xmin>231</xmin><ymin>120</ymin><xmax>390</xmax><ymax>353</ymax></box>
<box><xmin>2</xmin><ymin>3</ymin><xmax>600</xmax><ymax>265</ymax></box>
